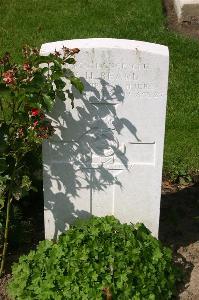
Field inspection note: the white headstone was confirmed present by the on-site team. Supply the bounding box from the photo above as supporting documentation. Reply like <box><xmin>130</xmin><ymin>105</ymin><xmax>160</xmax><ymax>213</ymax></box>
<box><xmin>174</xmin><ymin>0</ymin><xmax>199</xmax><ymax>23</ymax></box>
<box><xmin>40</xmin><ymin>38</ymin><xmax>169</xmax><ymax>240</ymax></box>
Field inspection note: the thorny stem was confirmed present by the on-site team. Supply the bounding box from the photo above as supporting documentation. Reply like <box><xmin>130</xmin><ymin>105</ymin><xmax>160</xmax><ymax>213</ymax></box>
<box><xmin>47</xmin><ymin>62</ymin><xmax>50</xmax><ymax>79</ymax></box>
<box><xmin>0</xmin><ymin>191</ymin><xmax>12</xmax><ymax>277</ymax></box>
<box><xmin>0</xmin><ymin>97</ymin><xmax>6</xmax><ymax>121</ymax></box>
<box><xmin>17</xmin><ymin>99</ymin><xmax>23</xmax><ymax>111</ymax></box>
<box><xmin>10</xmin><ymin>98</ymin><xmax>15</xmax><ymax>123</ymax></box>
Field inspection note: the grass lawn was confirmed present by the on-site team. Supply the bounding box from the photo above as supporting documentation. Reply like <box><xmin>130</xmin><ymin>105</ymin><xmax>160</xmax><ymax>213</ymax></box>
<box><xmin>0</xmin><ymin>0</ymin><xmax>198</xmax><ymax>177</ymax></box>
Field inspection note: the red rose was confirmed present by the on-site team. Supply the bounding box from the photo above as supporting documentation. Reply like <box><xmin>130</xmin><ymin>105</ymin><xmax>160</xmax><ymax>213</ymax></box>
<box><xmin>31</xmin><ymin>108</ymin><xmax>40</xmax><ymax>116</ymax></box>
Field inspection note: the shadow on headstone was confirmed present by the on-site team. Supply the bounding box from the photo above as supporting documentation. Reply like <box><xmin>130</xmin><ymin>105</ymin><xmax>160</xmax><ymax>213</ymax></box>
<box><xmin>43</xmin><ymin>78</ymin><xmax>140</xmax><ymax>240</ymax></box>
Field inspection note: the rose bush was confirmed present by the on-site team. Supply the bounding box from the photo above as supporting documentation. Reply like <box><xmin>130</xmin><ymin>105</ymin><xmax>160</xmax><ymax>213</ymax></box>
<box><xmin>0</xmin><ymin>45</ymin><xmax>83</xmax><ymax>275</ymax></box>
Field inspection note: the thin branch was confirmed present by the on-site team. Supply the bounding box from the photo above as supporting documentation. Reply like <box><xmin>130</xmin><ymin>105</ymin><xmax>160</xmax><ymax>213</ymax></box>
<box><xmin>0</xmin><ymin>97</ymin><xmax>6</xmax><ymax>121</ymax></box>
<box><xmin>0</xmin><ymin>192</ymin><xmax>12</xmax><ymax>276</ymax></box>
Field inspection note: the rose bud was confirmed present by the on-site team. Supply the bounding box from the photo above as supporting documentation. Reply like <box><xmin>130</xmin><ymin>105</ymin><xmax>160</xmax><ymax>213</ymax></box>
<box><xmin>71</xmin><ymin>48</ymin><xmax>80</xmax><ymax>54</ymax></box>
<box><xmin>54</xmin><ymin>50</ymin><xmax>61</xmax><ymax>57</ymax></box>
<box><xmin>62</xmin><ymin>46</ymin><xmax>70</xmax><ymax>55</ymax></box>
<box><xmin>17</xmin><ymin>127</ymin><xmax>24</xmax><ymax>138</ymax></box>
<box><xmin>33</xmin><ymin>120</ymin><xmax>39</xmax><ymax>127</ymax></box>
<box><xmin>40</xmin><ymin>113</ymin><xmax>45</xmax><ymax>120</ymax></box>
<box><xmin>3</xmin><ymin>52</ymin><xmax>10</xmax><ymax>64</ymax></box>
<box><xmin>23</xmin><ymin>63</ymin><xmax>31</xmax><ymax>71</ymax></box>
<box><xmin>32</xmin><ymin>48</ymin><xmax>39</xmax><ymax>55</ymax></box>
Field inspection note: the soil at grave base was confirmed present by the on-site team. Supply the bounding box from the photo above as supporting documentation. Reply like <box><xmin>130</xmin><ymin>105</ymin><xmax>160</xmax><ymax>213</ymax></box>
<box><xmin>160</xmin><ymin>181</ymin><xmax>199</xmax><ymax>299</ymax></box>
<box><xmin>0</xmin><ymin>181</ymin><xmax>198</xmax><ymax>300</ymax></box>
<box><xmin>163</xmin><ymin>0</ymin><xmax>199</xmax><ymax>39</ymax></box>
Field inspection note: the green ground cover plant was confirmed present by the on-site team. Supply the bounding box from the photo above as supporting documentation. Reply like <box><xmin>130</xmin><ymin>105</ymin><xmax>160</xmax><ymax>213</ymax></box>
<box><xmin>7</xmin><ymin>216</ymin><xmax>179</xmax><ymax>300</ymax></box>
<box><xmin>0</xmin><ymin>0</ymin><xmax>198</xmax><ymax>178</ymax></box>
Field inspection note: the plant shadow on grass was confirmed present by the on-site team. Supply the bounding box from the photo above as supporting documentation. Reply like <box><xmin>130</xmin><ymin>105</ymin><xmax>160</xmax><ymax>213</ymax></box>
<box><xmin>43</xmin><ymin>77</ymin><xmax>140</xmax><ymax>240</ymax></box>
<box><xmin>159</xmin><ymin>183</ymin><xmax>199</xmax><ymax>296</ymax></box>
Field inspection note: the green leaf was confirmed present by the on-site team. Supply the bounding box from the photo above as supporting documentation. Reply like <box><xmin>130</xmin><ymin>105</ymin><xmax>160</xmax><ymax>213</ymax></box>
<box><xmin>21</xmin><ymin>175</ymin><xmax>32</xmax><ymax>191</ymax></box>
<box><xmin>65</xmin><ymin>58</ymin><xmax>76</xmax><ymax>64</ymax></box>
<box><xmin>70</xmin><ymin>77</ymin><xmax>84</xmax><ymax>93</ymax></box>
<box><xmin>0</xmin><ymin>141</ymin><xmax>7</xmax><ymax>153</ymax></box>
<box><xmin>51</xmin><ymin>69</ymin><xmax>63</xmax><ymax>80</ymax></box>
<box><xmin>0</xmin><ymin>125</ymin><xmax>7</xmax><ymax>153</ymax></box>
<box><xmin>53</xmin><ymin>59</ymin><xmax>62</xmax><ymax>69</ymax></box>
<box><xmin>32</xmin><ymin>73</ymin><xmax>45</xmax><ymax>86</ymax></box>
<box><xmin>41</xmin><ymin>67</ymin><xmax>49</xmax><ymax>74</ymax></box>
<box><xmin>0</xmin><ymin>85</ymin><xmax>10</xmax><ymax>98</ymax></box>
<box><xmin>63</xmin><ymin>68</ymin><xmax>74</xmax><ymax>78</ymax></box>
<box><xmin>30</xmin><ymin>102</ymin><xmax>42</xmax><ymax>109</ymax></box>
<box><xmin>54</xmin><ymin>79</ymin><xmax>65</xmax><ymax>90</ymax></box>
<box><xmin>56</xmin><ymin>90</ymin><xmax>66</xmax><ymax>102</ymax></box>
<box><xmin>43</xmin><ymin>94</ymin><xmax>54</xmax><ymax>111</ymax></box>
<box><xmin>0</xmin><ymin>158</ymin><xmax>7</xmax><ymax>174</ymax></box>
<box><xmin>0</xmin><ymin>83</ymin><xmax>9</xmax><ymax>92</ymax></box>
<box><xmin>35</xmin><ymin>56</ymin><xmax>52</xmax><ymax>64</ymax></box>
<box><xmin>0</xmin><ymin>196</ymin><xmax>5</xmax><ymax>209</ymax></box>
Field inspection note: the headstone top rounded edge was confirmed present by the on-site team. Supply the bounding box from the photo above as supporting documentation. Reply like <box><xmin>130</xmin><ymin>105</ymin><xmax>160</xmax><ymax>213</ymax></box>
<box><xmin>40</xmin><ymin>38</ymin><xmax>169</xmax><ymax>57</ymax></box>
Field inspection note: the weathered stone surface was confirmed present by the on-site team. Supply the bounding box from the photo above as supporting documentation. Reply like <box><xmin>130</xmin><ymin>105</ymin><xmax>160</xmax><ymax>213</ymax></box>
<box><xmin>174</xmin><ymin>0</ymin><xmax>199</xmax><ymax>23</ymax></box>
<box><xmin>40</xmin><ymin>38</ymin><xmax>169</xmax><ymax>240</ymax></box>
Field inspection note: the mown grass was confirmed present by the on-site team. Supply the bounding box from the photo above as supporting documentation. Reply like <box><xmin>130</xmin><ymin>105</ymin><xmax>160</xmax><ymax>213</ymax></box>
<box><xmin>0</xmin><ymin>0</ymin><xmax>198</xmax><ymax>176</ymax></box>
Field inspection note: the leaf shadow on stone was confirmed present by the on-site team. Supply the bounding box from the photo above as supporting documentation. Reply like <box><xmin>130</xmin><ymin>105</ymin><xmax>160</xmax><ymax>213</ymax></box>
<box><xmin>43</xmin><ymin>77</ymin><xmax>141</xmax><ymax>240</ymax></box>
